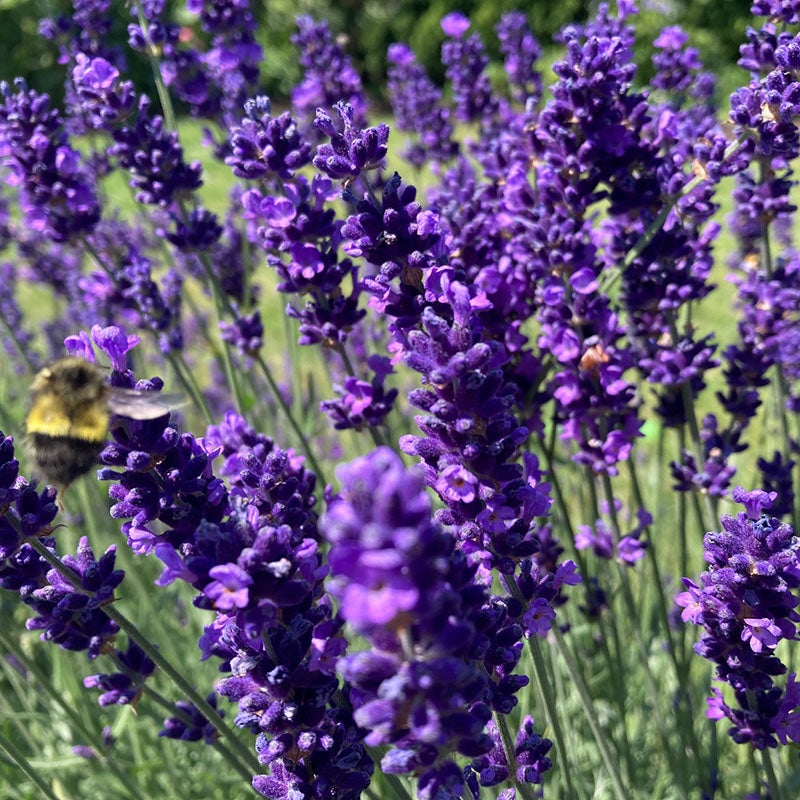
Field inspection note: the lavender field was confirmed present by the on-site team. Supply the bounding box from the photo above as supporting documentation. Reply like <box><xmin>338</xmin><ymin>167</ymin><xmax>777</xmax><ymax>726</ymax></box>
<box><xmin>1</xmin><ymin>1</ymin><xmax>799</xmax><ymax>798</ymax></box>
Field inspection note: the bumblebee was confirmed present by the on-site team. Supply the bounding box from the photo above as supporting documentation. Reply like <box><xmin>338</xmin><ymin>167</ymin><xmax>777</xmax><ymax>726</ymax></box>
<box><xmin>26</xmin><ymin>357</ymin><xmax>171</xmax><ymax>489</ymax></box>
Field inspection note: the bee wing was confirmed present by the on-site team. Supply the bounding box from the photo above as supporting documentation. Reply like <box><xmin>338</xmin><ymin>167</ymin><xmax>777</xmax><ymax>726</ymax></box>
<box><xmin>107</xmin><ymin>387</ymin><xmax>180</xmax><ymax>421</ymax></box>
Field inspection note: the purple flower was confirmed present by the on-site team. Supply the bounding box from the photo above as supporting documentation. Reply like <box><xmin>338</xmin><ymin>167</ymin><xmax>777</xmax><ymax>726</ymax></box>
<box><xmin>109</xmin><ymin>96</ymin><xmax>203</xmax><ymax>207</ymax></box>
<box><xmin>320</xmin><ymin>355</ymin><xmax>398</xmax><ymax>430</ymax></box>
<box><xmin>226</xmin><ymin>97</ymin><xmax>312</xmax><ymax>181</ymax></box>
<box><xmin>219</xmin><ymin>310</ymin><xmax>263</xmax><ymax>358</ymax></box>
<box><xmin>72</xmin><ymin>54</ymin><xmax>136</xmax><ymax>128</ymax></box>
<box><xmin>742</xmin><ymin>617</ymin><xmax>783</xmax><ymax>653</ymax></box>
<box><xmin>84</xmin><ymin>640</ymin><xmax>156</xmax><ymax>706</ymax></box>
<box><xmin>466</xmin><ymin>716</ymin><xmax>552</xmax><ymax>792</ymax></box>
<box><xmin>323</xmin><ymin>448</ymin><xmax>521</xmax><ymax>788</ymax></box>
<box><xmin>523</xmin><ymin>598</ymin><xmax>556</xmax><ymax>637</ymax></box>
<box><xmin>677</xmin><ymin>487</ymin><xmax>800</xmax><ymax>748</ymax></box>
<box><xmin>313</xmin><ymin>102</ymin><xmax>389</xmax><ymax>183</ymax></box>
<box><xmin>0</xmin><ymin>80</ymin><xmax>101</xmax><ymax>242</ymax></box>
<box><xmin>160</xmin><ymin>693</ymin><xmax>223</xmax><ymax>744</ymax></box>
<box><xmin>203</xmin><ymin>563</ymin><xmax>253</xmax><ymax>610</ymax></box>
<box><xmin>496</xmin><ymin>12</ymin><xmax>542</xmax><ymax>105</ymax></box>
<box><xmin>17</xmin><ymin>535</ymin><xmax>124</xmax><ymax>666</ymax></box>
<box><xmin>291</xmin><ymin>16</ymin><xmax>367</xmax><ymax>129</ymax></box>
<box><xmin>441</xmin><ymin>16</ymin><xmax>498</xmax><ymax>123</ymax></box>
<box><xmin>440</xmin><ymin>12</ymin><xmax>470</xmax><ymax>38</ymax></box>
<box><xmin>751</xmin><ymin>0</ymin><xmax>800</xmax><ymax>25</ymax></box>
<box><xmin>386</xmin><ymin>43</ymin><xmax>457</xmax><ymax>167</ymax></box>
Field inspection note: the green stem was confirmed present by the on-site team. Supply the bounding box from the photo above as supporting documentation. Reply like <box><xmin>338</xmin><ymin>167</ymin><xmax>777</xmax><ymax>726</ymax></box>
<box><xmin>21</xmin><ymin>535</ymin><xmax>262</xmax><ymax>776</ymax></box>
<box><xmin>254</xmin><ymin>353</ymin><xmax>328</xmax><ymax>485</ymax></box>
<box><xmin>665</xmin><ymin>315</ymin><xmax>715</xmax><ymax>534</ymax></box>
<box><xmin>599</xmin><ymin>473</ymin><xmax>692</xmax><ymax>795</ymax></box>
<box><xmin>628</xmin><ymin>461</ymin><xmax>709</xmax><ymax>794</ymax></box>
<box><xmin>598</xmin><ymin>613</ymin><xmax>635</xmax><ymax>783</ymax></box>
<box><xmin>526</xmin><ymin>636</ymin><xmax>578</xmax><ymax>800</ymax></box>
<box><xmin>0</xmin><ymin>629</ymin><xmax>144</xmax><ymax>800</ymax></box>
<box><xmin>0</xmin><ymin>729</ymin><xmax>59</xmax><ymax>800</ymax></box>
<box><xmin>761</xmin><ymin>748</ymin><xmax>785</xmax><ymax>800</ymax></box>
<box><xmin>187</xmin><ymin>243</ymin><xmax>249</xmax><ymax>415</ymax></box>
<box><xmin>551</xmin><ymin>628</ymin><xmax>628</xmax><ymax>800</ymax></box>
<box><xmin>165</xmin><ymin>350</ymin><xmax>215</xmax><ymax>426</ymax></box>
<box><xmin>103</xmin><ymin>604</ymin><xmax>260</xmax><ymax>773</ymax></box>
<box><xmin>131</xmin><ymin>0</ymin><xmax>178</xmax><ymax>132</ymax></box>
<box><xmin>537</xmin><ymin>433</ymin><xmax>592</xmax><ymax>592</ymax></box>
<box><xmin>490</xmin><ymin>707</ymin><xmax>539</xmax><ymax>800</ymax></box>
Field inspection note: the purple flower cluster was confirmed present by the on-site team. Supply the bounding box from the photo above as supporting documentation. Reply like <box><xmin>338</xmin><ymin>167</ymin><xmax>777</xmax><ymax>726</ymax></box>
<box><xmin>575</xmin><ymin>500</ymin><xmax>650</xmax><ymax>566</ymax></box>
<box><xmin>341</xmin><ymin>170</ymin><xmax>440</xmax><ymax>325</ymax></box>
<box><xmin>71</xmin><ymin>55</ymin><xmax>206</xmax><ymax>216</ymax></box>
<box><xmin>94</xmin><ymin>368</ymin><xmax>371</xmax><ymax>798</ymax></box>
<box><xmin>39</xmin><ymin>0</ymin><xmax>123</xmax><ymax>93</ymax></box>
<box><xmin>0</xmin><ymin>435</ymin><xmax>58</xmax><ymax>592</ymax></box>
<box><xmin>242</xmin><ymin>168</ymin><xmax>363</xmax><ymax>348</ymax></box>
<box><xmin>440</xmin><ymin>13</ymin><xmax>499</xmax><ymax>124</ymax></box>
<box><xmin>320</xmin><ymin>354</ymin><xmax>398</xmax><ymax>430</ymax></box>
<box><xmin>386</xmin><ymin>43</ymin><xmax>458</xmax><ymax>168</ymax></box>
<box><xmin>160</xmin><ymin>693</ymin><xmax>224</xmax><ymax>744</ymax></box>
<box><xmin>84</xmin><ymin>639</ymin><xmax>156</xmax><ymax>706</ymax></box>
<box><xmin>398</xmin><ymin>269</ymin><xmax>552</xmax><ymax>570</ymax></box>
<box><xmin>465</xmin><ymin>716</ymin><xmax>552</xmax><ymax>793</ymax></box>
<box><xmin>322</xmin><ymin>449</ymin><xmax>549</xmax><ymax>797</ymax></box>
<box><xmin>313</xmin><ymin>102</ymin><xmax>389</xmax><ymax>184</ymax></box>
<box><xmin>226</xmin><ymin>96</ymin><xmax>312</xmax><ymax>182</ymax></box>
<box><xmin>677</xmin><ymin>487</ymin><xmax>800</xmax><ymax>748</ymax></box>
<box><xmin>0</xmin><ymin>432</ymin><xmax>156</xmax><ymax>713</ymax></box>
<box><xmin>8</xmin><ymin>0</ymin><xmax>800</xmax><ymax>795</ymax></box>
<box><xmin>291</xmin><ymin>15</ymin><xmax>367</xmax><ymax>130</ymax></box>
<box><xmin>0</xmin><ymin>79</ymin><xmax>101</xmax><ymax>243</ymax></box>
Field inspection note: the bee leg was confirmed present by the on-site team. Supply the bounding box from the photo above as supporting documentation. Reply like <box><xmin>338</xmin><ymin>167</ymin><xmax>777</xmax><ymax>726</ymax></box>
<box><xmin>55</xmin><ymin>484</ymin><xmax>69</xmax><ymax>514</ymax></box>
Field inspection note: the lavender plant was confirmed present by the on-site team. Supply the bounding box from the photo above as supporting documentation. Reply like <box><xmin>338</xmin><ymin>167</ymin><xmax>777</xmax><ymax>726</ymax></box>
<box><xmin>3</xmin><ymin>1</ymin><xmax>800</xmax><ymax>799</ymax></box>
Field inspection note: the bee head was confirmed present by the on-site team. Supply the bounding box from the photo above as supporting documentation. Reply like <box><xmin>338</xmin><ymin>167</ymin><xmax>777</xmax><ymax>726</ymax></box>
<box><xmin>36</xmin><ymin>358</ymin><xmax>107</xmax><ymax>404</ymax></box>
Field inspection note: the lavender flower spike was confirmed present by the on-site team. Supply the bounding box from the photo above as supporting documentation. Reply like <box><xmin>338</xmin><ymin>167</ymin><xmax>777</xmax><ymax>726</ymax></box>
<box><xmin>322</xmin><ymin>448</ymin><xmax>499</xmax><ymax>799</ymax></box>
<box><xmin>676</xmin><ymin>486</ymin><xmax>800</xmax><ymax>748</ymax></box>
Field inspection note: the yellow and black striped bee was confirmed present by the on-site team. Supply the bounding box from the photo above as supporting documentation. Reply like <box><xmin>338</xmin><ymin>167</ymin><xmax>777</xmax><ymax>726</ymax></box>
<box><xmin>25</xmin><ymin>357</ymin><xmax>171</xmax><ymax>489</ymax></box>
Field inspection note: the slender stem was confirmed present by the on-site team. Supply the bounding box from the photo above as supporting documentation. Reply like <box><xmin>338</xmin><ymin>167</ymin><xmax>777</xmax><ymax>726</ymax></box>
<box><xmin>761</xmin><ymin>748</ymin><xmax>785</xmax><ymax>800</ymax></box>
<box><xmin>0</xmin><ymin>730</ymin><xmax>59</xmax><ymax>800</ymax></box>
<box><xmin>676</xmin><ymin>427</ymin><xmax>689</xmax><ymax>582</ymax></box>
<box><xmin>186</xmin><ymin>243</ymin><xmax>248</xmax><ymax>415</ymax></box>
<box><xmin>165</xmin><ymin>350</ymin><xmax>215</xmax><ymax>426</ymax></box>
<box><xmin>599</xmin><ymin>473</ymin><xmax>693</xmax><ymax>795</ymax></box>
<box><xmin>20</xmin><ymin>535</ymin><xmax>262</xmax><ymax>776</ymax></box>
<box><xmin>0</xmin><ymin>629</ymin><xmax>144</xmax><ymax>800</ymax></box>
<box><xmin>551</xmin><ymin>628</ymin><xmax>628</xmax><ymax>800</ymax></box>
<box><xmin>103</xmin><ymin>604</ymin><xmax>261</xmax><ymax>773</ymax></box>
<box><xmin>598</xmin><ymin>613</ymin><xmax>635</xmax><ymax>782</ymax></box>
<box><xmin>254</xmin><ymin>353</ymin><xmax>328</xmax><ymax>485</ymax></box>
<box><xmin>131</xmin><ymin>0</ymin><xmax>178</xmax><ymax>133</ymax></box>
<box><xmin>538</xmin><ymin>433</ymin><xmax>592</xmax><ymax>592</ymax></box>
<box><xmin>665</xmin><ymin>315</ymin><xmax>715</xmax><ymax>533</ymax></box>
<box><xmin>526</xmin><ymin>636</ymin><xmax>577</xmax><ymax>800</ymax></box>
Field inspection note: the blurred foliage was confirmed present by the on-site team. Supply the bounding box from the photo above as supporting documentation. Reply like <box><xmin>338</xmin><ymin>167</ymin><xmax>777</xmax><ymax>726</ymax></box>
<box><xmin>0</xmin><ymin>0</ymin><xmax>760</xmax><ymax>112</ymax></box>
